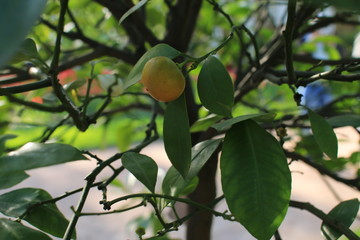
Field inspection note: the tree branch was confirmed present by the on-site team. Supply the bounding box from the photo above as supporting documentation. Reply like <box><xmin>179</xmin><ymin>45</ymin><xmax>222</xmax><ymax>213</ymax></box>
<box><xmin>290</xmin><ymin>200</ymin><xmax>360</xmax><ymax>240</ymax></box>
<box><xmin>41</xmin><ymin>18</ymin><xmax>137</xmax><ymax>65</ymax></box>
<box><xmin>5</xmin><ymin>94</ymin><xmax>64</xmax><ymax>112</ymax></box>
<box><xmin>0</xmin><ymin>78</ymin><xmax>52</xmax><ymax>95</ymax></box>
<box><xmin>286</xmin><ymin>151</ymin><xmax>360</xmax><ymax>190</ymax></box>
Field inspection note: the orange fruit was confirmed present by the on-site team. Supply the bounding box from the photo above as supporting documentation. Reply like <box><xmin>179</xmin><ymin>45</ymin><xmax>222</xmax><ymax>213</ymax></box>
<box><xmin>141</xmin><ymin>56</ymin><xmax>185</xmax><ymax>102</ymax></box>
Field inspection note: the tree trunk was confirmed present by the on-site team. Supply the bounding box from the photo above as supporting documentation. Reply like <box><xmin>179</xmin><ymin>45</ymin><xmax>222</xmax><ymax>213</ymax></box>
<box><xmin>186</xmin><ymin>152</ymin><xmax>218</xmax><ymax>240</ymax></box>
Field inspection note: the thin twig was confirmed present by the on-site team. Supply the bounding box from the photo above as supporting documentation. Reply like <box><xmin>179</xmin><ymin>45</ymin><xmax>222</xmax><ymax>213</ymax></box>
<box><xmin>290</xmin><ymin>200</ymin><xmax>360</xmax><ymax>240</ymax></box>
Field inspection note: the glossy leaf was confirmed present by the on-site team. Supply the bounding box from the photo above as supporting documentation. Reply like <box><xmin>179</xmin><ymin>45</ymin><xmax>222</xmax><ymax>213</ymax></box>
<box><xmin>220</xmin><ymin>120</ymin><xmax>291</xmax><ymax>240</ymax></box>
<box><xmin>307</xmin><ymin>108</ymin><xmax>338</xmax><ymax>160</ymax></box>
<box><xmin>125</xmin><ymin>44</ymin><xmax>181</xmax><ymax>88</ymax></box>
<box><xmin>321</xmin><ymin>199</ymin><xmax>359</xmax><ymax>240</ymax></box>
<box><xmin>0</xmin><ymin>171</ymin><xmax>29</xmax><ymax>189</ymax></box>
<box><xmin>119</xmin><ymin>0</ymin><xmax>148</xmax><ymax>25</ymax></box>
<box><xmin>0</xmin><ymin>188</ymin><xmax>74</xmax><ymax>239</ymax></box>
<box><xmin>197</xmin><ymin>56</ymin><xmax>234</xmax><ymax>117</ymax></box>
<box><xmin>190</xmin><ymin>114</ymin><xmax>223</xmax><ymax>133</ymax></box>
<box><xmin>0</xmin><ymin>218</ymin><xmax>51</xmax><ymax>240</ymax></box>
<box><xmin>212</xmin><ymin>113</ymin><xmax>276</xmax><ymax>132</ymax></box>
<box><xmin>162</xmin><ymin>167</ymin><xmax>198</xmax><ymax>197</ymax></box>
<box><xmin>163</xmin><ymin>94</ymin><xmax>192</xmax><ymax>178</ymax></box>
<box><xmin>0</xmin><ymin>142</ymin><xmax>87</xmax><ymax>174</ymax></box>
<box><xmin>122</xmin><ymin>152</ymin><xmax>158</xmax><ymax>193</ymax></box>
<box><xmin>327</xmin><ymin>114</ymin><xmax>360</xmax><ymax>128</ymax></box>
<box><xmin>162</xmin><ymin>139</ymin><xmax>221</xmax><ymax>196</ymax></box>
<box><xmin>0</xmin><ymin>0</ymin><xmax>46</xmax><ymax>67</ymax></box>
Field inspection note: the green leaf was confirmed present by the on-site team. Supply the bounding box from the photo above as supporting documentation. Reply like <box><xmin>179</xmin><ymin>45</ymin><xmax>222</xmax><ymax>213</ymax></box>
<box><xmin>121</xmin><ymin>152</ymin><xmax>158</xmax><ymax>193</ymax></box>
<box><xmin>116</xmin><ymin>123</ymin><xmax>136</xmax><ymax>152</ymax></box>
<box><xmin>162</xmin><ymin>167</ymin><xmax>196</xmax><ymax>197</ymax></box>
<box><xmin>163</xmin><ymin>93</ymin><xmax>192</xmax><ymax>178</ymax></box>
<box><xmin>162</xmin><ymin>139</ymin><xmax>221</xmax><ymax>197</ymax></box>
<box><xmin>190</xmin><ymin>114</ymin><xmax>223</xmax><ymax>133</ymax></box>
<box><xmin>0</xmin><ymin>218</ymin><xmax>52</xmax><ymax>240</ymax></box>
<box><xmin>64</xmin><ymin>79</ymin><xmax>87</xmax><ymax>92</ymax></box>
<box><xmin>197</xmin><ymin>56</ymin><xmax>234</xmax><ymax>117</ymax></box>
<box><xmin>0</xmin><ymin>134</ymin><xmax>17</xmax><ymax>155</ymax></box>
<box><xmin>0</xmin><ymin>171</ymin><xmax>29</xmax><ymax>189</ymax></box>
<box><xmin>125</xmin><ymin>44</ymin><xmax>181</xmax><ymax>89</ymax></box>
<box><xmin>327</xmin><ymin>114</ymin><xmax>360</xmax><ymax>128</ymax></box>
<box><xmin>220</xmin><ymin>120</ymin><xmax>291</xmax><ymax>240</ymax></box>
<box><xmin>321</xmin><ymin>199</ymin><xmax>360</xmax><ymax>240</ymax></box>
<box><xmin>10</xmin><ymin>38</ymin><xmax>41</xmax><ymax>64</ymax></box>
<box><xmin>0</xmin><ymin>188</ymin><xmax>74</xmax><ymax>239</ymax></box>
<box><xmin>212</xmin><ymin>113</ymin><xmax>276</xmax><ymax>132</ymax></box>
<box><xmin>0</xmin><ymin>142</ymin><xmax>87</xmax><ymax>174</ymax></box>
<box><xmin>0</xmin><ymin>0</ymin><xmax>46</xmax><ymax>67</ymax></box>
<box><xmin>307</xmin><ymin>108</ymin><xmax>338</xmax><ymax>160</ymax></box>
<box><xmin>119</xmin><ymin>0</ymin><xmax>148</xmax><ymax>25</ymax></box>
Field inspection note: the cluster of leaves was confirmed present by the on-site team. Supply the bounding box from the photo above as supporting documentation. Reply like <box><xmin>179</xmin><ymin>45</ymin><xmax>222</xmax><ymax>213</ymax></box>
<box><xmin>0</xmin><ymin>0</ymin><xmax>359</xmax><ymax>240</ymax></box>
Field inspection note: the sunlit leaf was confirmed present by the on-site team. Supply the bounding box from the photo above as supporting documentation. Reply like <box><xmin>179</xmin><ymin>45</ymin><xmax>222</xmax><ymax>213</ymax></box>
<box><xmin>122</xmin><ymin>152</ymin><xmax>158</xmax><ymax>193</ymax></box>
<box><xmin>321</xmin><ymin>199</ymin><xmax>359</xmax><ymax>240</ymax></box>
<box><xmin>0</xmin><ymin>188</ymin><xmax>74</xmax><ymax>239</ymax></box>
<box><xmin>116</xmin><ymin>122</ymin><xmax>136</xmax><ymax>152</ymax></box>
<box><xmin>163</xmin><ymin>94</ymin><xmax>192</xmax><ymax>178</ymax></box>
<box><xmin>0</xmin><ymin>218</ymin><xmax>51</xmax><ymax>240</ymax></box>
<box><xmin>0</xmin><ymin>134</ymin><xmax>16</xmax><ymax>155</ymax></box>
<box><xmin>307</xmin><ymin>107</ymin><xmax>338</xmax><ymax>160</ymax></box>
<box><xmin>220</xmin><ymin>120</ymin><xmax>291</xmax><ymax>240</ymax></box>
<box><xmin>0</xmin><ymin>0</ymin><xmax>46</xmax><ymax>67</ymax></box>
<box><xmin>125</xmin><ymin>44</ymin><xmax>181</xmax><ymax>89</ymax></box>
<box><xmin>197</xmin><ymin>56</ymin><xmax>234</xmax><ymax>117</ymax></box>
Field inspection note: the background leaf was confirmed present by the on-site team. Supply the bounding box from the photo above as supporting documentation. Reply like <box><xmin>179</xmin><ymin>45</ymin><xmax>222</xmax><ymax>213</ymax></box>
<box><xmin>125</xmin><ymin>44</ymin><xmax>181</xmax><ymax>88</ymax></box>
<box><xmin>302</xmin><ymin>0</ymin><xmax>360</xmax><ymax>12</ymax></box>
<box><xmin>0</xmin><ymin>0</ymin><xmax>46</xmax><ymax>67</ymax></box>
<box><xmin>190</xmin><ymin>114</ymin><xmax>223</xmax><ymax>133</ymax></box>
<box><xmin>326</xmin><ymin>114</ymin><xmax>360</xmax><ymax>128</ymax></box>
<box><xmin>119</xmin><ymin>0</ymin><xmax>148</xmax><ymax>25</ymax></box>
<box><xmin>0</xmin><ymin>142</ymin><xmax>87</xmax><ymax>173</ymax></box>
<box><xmin>321</xmin><ymin>198</ymin><xmax>360</xmax><ymax>240</ymax></box>
<box><xmin>212</xmin><ymin>113</ymin><xmax>276</xmax><ymax>132</ymax></box>
<box><xmin>0</xmin><ymin>218</ymin><xmax>51</xmax><ymax>240</ymax></box>
<box><xmin>162</xmin><ymin>139</ymin><xmax>221</xmax><ymax>197</ymax></box>
<box><xmin>122</xmin><ymin>152</ymin><xmax>158</xmax><ymax>193</ymax></box>
<box><xmin>307</xmin><ymin>107</ymin><xmax>338</xmax><ymax>160</ymax></box>
<box><xmin>197</xmin><ymin>56</ymin><xmax>234</xmax><ymax>117</ymax></box>
<box><xmin>10</xmin><ymin>38</ymin><xmax>41</xmax><ymax>64</ymax></box>
<box><xmin>220</xmin><ymin>120</ymin><xmax>291</xmax><ymax>240</ymax></box>
<box><xmin>163</xmin><ymin>94</ymin><xmax>192</xmax><ymax>178</ymax></box>
<box><xmin>0</xmin><ymin>134</ymin><xmax>17</xmax><ymax>155</ymax></box>
<box><xmin>0</xmin><ymin>188</ymin><xmax>74</xmax><ymax>239</ymax></box>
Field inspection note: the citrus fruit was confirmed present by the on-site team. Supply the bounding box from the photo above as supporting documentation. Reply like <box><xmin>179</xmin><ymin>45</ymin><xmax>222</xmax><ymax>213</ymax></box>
<box><xmin>141</xmin><ymin>56</ymin><xmax>185</xmax><ymax>102</ymax></box>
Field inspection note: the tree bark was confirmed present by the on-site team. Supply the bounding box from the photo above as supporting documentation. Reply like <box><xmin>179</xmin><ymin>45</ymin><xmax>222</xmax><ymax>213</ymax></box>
<box><xmin>186</xmin><ymin>152</ymin><xmax>218</xmax><ymax>240</ymax></box>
